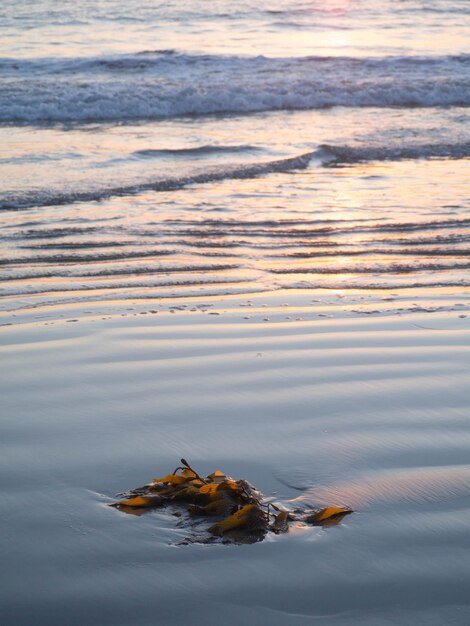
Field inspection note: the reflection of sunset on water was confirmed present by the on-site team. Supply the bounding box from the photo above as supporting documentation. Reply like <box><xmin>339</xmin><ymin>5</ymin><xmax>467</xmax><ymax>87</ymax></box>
<box><xmin>2</xmin><ymin>150</ymin><xmax>469</xmax><ymax>323</ymax></box>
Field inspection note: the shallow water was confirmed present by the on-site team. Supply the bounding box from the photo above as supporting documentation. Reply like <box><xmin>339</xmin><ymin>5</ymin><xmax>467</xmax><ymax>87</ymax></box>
<box><xmin>1</xmin><ymin>118</ymin><xmax>470</xmax><ymax>320</ymax></box>
<box><xmin>1</xmin><ymin>0</ymin><xmax>470</xmax><ymax>624</ymax></box>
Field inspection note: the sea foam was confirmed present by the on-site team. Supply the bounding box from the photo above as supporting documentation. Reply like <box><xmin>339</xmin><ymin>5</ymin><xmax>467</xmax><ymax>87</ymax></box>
<box><xmin>1</xmin><ymin>52</ymin><xmax>469</xmax><ymax>123</ymax></box>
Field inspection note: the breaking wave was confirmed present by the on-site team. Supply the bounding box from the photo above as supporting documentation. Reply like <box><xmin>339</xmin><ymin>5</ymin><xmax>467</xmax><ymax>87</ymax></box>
<box><xmin>1</xmin><ymin>51</ymin><xmax>469</xmax><ymax>123</ymax></box>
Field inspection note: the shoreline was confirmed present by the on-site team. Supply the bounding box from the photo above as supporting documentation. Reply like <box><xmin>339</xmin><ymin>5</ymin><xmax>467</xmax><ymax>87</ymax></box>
<box><xmin>2</xmin><ymin>284</ymin><xmax>470</xmax><ymax>327</ymax></box>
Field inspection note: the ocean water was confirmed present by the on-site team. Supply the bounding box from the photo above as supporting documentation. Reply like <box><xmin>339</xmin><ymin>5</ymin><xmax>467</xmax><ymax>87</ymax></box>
<box><xmin>1</xmin><ymin>0</ymin><xmax>470</xmax><ymax>317</ymax></box>
<box><xmin>1</xmin><ymin>1</ymin><xmax>470</xmax><ymax>624</ymax></box>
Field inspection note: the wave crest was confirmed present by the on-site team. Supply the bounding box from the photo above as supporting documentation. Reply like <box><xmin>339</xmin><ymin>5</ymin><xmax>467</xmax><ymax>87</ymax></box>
<box><xmin>1</xmin><ymin>52</ymin><xmax>469</xmax><ymax>123</ymax></box>
<box><xmin>0</xmin><ymin>151</ymin><xmax>313</xmax><ymax>210</ymax></box>
<box><xmin>318</xmin><ymin>141</ymin><xmax>470</xmax><ymax>164</ymax></box>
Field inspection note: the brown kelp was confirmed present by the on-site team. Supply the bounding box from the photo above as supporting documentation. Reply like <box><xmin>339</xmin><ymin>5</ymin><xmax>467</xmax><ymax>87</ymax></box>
<box><xmin>110</xmin><ymin>459</ymin><xmax>353</xmax><ymax>544</ymax></box>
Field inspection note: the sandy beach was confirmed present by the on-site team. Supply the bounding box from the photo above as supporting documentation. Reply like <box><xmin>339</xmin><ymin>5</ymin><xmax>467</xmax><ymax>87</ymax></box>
<box><xmin>2</xmin><ymin>289</ymin><xmax>470</xmax><ymax>624</ymax></box>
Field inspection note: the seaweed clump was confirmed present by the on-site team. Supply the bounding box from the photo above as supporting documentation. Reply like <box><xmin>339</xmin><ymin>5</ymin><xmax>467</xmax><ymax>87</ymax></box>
<box><xmin>110</xmin><ymin>459</ymin><xmax>352</xmax><ymax>544</ymax></box>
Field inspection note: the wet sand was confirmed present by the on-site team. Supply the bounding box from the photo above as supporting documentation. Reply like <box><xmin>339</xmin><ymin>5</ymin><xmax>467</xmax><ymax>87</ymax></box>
<box><xmin>2</xmin><ymin>294</ymin><xmax>470</xmax><ymax>625</ymax></box>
